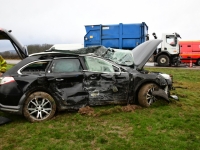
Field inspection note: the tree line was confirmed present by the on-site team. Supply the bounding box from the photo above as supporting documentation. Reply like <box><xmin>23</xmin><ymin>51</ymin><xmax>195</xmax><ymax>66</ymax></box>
<box><xmin>0</xmin><ymin>44</ymin><xmax>53</xmax><ymax>59</ymax></box>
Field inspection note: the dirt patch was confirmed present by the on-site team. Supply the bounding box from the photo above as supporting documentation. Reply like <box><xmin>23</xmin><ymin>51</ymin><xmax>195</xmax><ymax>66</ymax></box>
<box><xmin>121</xmin><ymin>104</ymin><xmax>142</xmax><ymax>112</ymax></box>
<box><xmin>78</xmin><ymin>105</ymin><xmax>142</xmax><ymax>117</ymax></box>
<box><xmin>78</xmin><ymin>106</ymin><xmax>95</xmax><ymax>116</ymax></box>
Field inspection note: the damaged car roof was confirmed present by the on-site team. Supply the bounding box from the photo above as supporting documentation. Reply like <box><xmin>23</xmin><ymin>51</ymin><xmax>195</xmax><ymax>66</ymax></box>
<box><xmin>48</xmin><ymin>40</ymin><xmax>162</xmax><ymax>70</ymax></box>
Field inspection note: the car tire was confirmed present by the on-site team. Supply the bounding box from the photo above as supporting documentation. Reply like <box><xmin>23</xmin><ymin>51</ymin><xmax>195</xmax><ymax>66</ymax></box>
<box><xmin>23</xmin><ymin>92</ymin><xmax>56</xmax><ymax>122</ymax></box>
<box><xmin>138</xmin><ymin>83</ymin><xmax>159</xmax><ymax>107</ymax></box>
<box><xmin>196</xmin><ymin>59</ymin><xmax>200</xmax><ymax>66</ymax></box>
<box><xmin>157</xmin><ymin>55</ymin><xmax>169</xmax><ymax>66</ymax></box>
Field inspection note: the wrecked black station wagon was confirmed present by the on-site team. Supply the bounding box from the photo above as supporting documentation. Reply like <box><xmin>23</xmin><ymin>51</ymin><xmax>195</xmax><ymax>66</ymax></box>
<box><xmin>0</xmin><ymin>28</ymin><xmax>178</xmax><ymax>122</ymax></box>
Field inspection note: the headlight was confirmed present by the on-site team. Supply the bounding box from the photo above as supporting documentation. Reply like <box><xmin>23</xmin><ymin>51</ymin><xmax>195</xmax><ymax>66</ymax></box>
<box><xmin>159</xmin><ymin>73</ymin><xmax>172</xmax><ymax>82</ymax></box>
<box><xmin>159</xmin><ymin>73</ymin><xmax>173</xmax><ymax>86</ymax></box>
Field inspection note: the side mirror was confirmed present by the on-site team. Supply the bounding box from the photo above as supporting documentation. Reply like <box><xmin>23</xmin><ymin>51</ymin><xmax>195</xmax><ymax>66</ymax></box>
<box><xmin>152</xmin><ymin>33</ymin><xmax>157</xmax><ymax>39</ymax></box>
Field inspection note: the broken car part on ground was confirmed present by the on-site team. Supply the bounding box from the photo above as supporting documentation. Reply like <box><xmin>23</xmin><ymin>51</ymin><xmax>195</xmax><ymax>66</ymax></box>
<box><xmin>0</xmin><ymin>28</ymin><xmax>178</xmax><ymax>122</ymax></box>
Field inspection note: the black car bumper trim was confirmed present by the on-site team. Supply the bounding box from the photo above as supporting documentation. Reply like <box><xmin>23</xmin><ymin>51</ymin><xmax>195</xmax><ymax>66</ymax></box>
<box><xmin>0</xmin><ymin>104</ymin><xmax>22</xmax><ymax>114</ymax></box>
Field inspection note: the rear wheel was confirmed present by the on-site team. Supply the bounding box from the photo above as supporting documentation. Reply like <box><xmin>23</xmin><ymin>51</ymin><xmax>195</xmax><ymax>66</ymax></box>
<box><xmin>196</xmin><ymin>59</ymin><xmax>200</xmax><ymax>66</ymax></box>
<box><xmin>157</xmin><ymin>55</ymin><xmax>169</xmax><ymax>66</ymax></box>
<box><xmin>138</xmin><ymin>83</ymin><xmax>159</xmax><ymax>107</ymax></box>
<box><xmin>23</xmin><ymin>92</ymin><xmax>56</xmax><ymax>122</ymax></box>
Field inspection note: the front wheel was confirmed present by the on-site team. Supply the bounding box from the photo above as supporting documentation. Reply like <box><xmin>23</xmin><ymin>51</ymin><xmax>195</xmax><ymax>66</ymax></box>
<box><xmin>138</xmin><ymin>83</ymin><xmax>159</xmax><ymax>107</ymax></box>
<box><xmin>157</xmin><ymin>55</ymin><xmax>169</xmax><ymax>66</ymax></box>
<box><xmin>23</xmin><ymin>92</ymin><xmax>56</xmax><ymax>122</ymax></box>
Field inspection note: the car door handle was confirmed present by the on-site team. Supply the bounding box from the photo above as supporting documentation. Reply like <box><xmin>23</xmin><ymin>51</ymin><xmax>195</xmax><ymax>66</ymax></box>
<box><xmin>56</xmin><ymin>79</ymin><xmax>64</xmax><ymax>81</ymax></box>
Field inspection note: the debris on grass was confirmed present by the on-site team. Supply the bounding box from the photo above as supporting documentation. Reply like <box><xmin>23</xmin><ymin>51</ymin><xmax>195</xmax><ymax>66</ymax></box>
<box><xmin>0</xmin><ymin>116</ymin><xmax>12</xmax><ymax>126</ymax></box>
<box><xmin>78</xmin><ymin>105</ymin><xmax>142</xmax><ymax>117</ymax></box>
<box><xmin>174</xmin><ymin>86</ymin><xmax>188</xmax><ymax>89</ymax></box>
<box><xmin>121</xmin><ymin>104</ymin><xmax>142</xmax><ymax>112</ymax></box>
<box><xmin>78</xmin><ymin>106</ymin><xmax>95</xmax><ymax>116</ymax></box>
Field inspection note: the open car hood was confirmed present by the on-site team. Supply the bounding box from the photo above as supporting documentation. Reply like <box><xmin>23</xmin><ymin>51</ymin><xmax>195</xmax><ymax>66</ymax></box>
<box><xmin>132</xmin><ymin>39</ymin><xmax>162</xmax><ymax>70</ymax></box>
<box><xmin>0</xmin><ymin>28</ymin><xmax>28</xmax><ymax>59</ymax></box>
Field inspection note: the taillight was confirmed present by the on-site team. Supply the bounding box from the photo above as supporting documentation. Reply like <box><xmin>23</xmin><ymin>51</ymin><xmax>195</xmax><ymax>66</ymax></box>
<box><xmin>0</xmin><ymin>77</ymin><xmax>15</xmax><ymax>85</ymax></box>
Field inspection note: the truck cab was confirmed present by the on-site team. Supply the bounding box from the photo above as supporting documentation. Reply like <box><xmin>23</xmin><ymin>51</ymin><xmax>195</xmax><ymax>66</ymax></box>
<box><xmin>154</xmin><ymin>33</ymin><xmax>181</xmax><ymax>66</ymax></box>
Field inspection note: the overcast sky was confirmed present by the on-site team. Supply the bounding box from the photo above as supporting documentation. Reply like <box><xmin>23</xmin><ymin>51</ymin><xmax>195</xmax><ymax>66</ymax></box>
<box><xmin>0</xmin><ymin>0</ymin><xmax>200</xmax><ymax>51</ymax></box>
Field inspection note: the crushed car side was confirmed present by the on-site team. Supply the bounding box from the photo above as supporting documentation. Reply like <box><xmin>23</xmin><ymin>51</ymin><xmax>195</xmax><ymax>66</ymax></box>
<box><xmin>0</xmin><ymin>45</ymin><xmax>177</xmax><ymax>122</ymax></box>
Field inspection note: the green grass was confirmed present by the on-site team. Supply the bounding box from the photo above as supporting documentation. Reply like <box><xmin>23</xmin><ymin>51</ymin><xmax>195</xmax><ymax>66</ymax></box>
<box><xmin>0</xmin><ymin>66</ymin><xmax>200</xmax><ymax>150</ymax></box>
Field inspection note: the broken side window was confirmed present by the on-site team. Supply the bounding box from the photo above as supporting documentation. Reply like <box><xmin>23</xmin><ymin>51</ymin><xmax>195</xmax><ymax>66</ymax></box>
<box><xmin>20</xmin><ymin>61</ymin><xmax>50</xmax><ymax>74</ymax></box>
<box><xmin>104</xmin><ymin>49</ymin><xmax>134</xmax><ymax>66</ymax></box>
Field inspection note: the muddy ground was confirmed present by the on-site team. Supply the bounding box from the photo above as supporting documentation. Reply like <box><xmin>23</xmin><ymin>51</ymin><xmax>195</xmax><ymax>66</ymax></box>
<box><xmin>78</xmin><ymin>105</ymin><xmax>142</xmax><ymax>117</ymax></box>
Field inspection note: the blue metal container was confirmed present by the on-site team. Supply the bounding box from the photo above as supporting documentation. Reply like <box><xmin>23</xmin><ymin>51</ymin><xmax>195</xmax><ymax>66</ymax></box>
<box><xmin>84</xmin><ymin>22</ymin><xmax>148</xmax><ymax>49</ymax></box>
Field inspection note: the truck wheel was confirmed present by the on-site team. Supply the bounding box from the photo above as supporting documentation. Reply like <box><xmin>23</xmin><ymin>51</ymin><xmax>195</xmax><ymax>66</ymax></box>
<box><xmin>138</xmin><ymin>83</ymin><xmax>159</xmax><ymax>107</ymax></box>
<box><xmin>196</xmin><ymin>59</ymin><xmax>200</xmax><ymax>66</ymax></box>
<box><xmin>157</xmin><ymin>55</ymin><xmax>169</xmax><ymax>66</ymax></box>
<box><xmin>23</xmin><ymin>92</ymin><xmax>56</xmax><ymax>122</ymax></box>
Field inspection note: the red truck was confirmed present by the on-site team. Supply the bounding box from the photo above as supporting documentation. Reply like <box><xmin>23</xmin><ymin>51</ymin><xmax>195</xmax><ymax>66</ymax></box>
<box><xmin>179</xmin><ymin>41</ymin><xmax>200</xmax><ymax>66</ymax></box>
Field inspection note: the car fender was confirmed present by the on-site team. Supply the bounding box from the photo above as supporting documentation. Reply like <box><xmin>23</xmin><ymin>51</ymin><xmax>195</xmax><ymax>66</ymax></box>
<box><xmin>133</xmin><ymin>77</ymin><xmax>165</xmax><ymax>99</ymax></box>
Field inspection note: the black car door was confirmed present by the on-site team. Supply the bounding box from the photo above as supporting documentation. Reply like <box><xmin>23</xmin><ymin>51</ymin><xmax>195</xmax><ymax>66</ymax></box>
<box><xmin>82</xmin><ymin>56</ymin><xmax>130</xmax><ymax>106</ymax></box>
<box><xmin>46</xmin><ymin>58</ymin><xmax>88</xmax><ymax>106</ymax></box>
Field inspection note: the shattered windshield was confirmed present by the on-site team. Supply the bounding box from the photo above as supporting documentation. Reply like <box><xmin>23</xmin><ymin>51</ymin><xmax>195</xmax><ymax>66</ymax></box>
<box><xmin>104</xmin><ymin>49</ymin><xmax>134</xmax><ymax>66</ymax></box>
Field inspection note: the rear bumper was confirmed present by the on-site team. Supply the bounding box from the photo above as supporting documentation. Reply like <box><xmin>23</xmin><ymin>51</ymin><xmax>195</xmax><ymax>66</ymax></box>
<box><xmin>0</xmin><ymin>83</ymin><xmax>24</xmax><ymax>114</ymax></box>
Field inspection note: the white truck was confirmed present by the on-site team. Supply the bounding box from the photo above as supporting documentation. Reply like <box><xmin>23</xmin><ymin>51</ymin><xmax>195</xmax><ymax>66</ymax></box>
<box><xmin>153</xmin><ymin>32</ymin><xmax>181</xmax><ymax>67</ymax></box>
